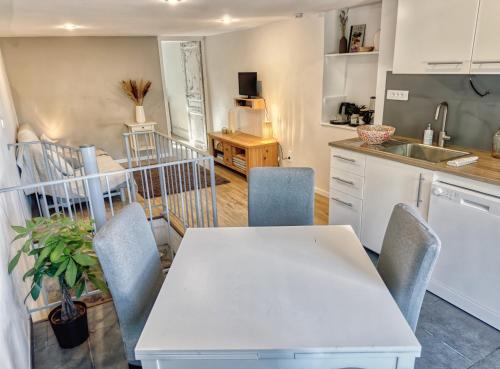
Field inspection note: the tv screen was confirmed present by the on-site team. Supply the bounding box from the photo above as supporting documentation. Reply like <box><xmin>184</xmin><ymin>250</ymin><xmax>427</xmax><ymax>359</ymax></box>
<box><xmin>238</xmin><ymin>72</ymin><xmax>258</xmax><ymax>98</ymax></box>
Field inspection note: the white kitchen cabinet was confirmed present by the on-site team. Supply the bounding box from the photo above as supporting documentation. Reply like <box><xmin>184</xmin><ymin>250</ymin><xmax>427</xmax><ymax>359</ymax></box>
<box><xmin>329</xmin><ymin>189</ymin><xmax>363</xmax><ymax>237</ymax></box>
<box><xmin>470</xmin><ymin>0</ymin><xmax>500</xmax><ymax>74</ymax></box>
<box><xmin>393</xmin><ymin>0</ymin><xmax>479</xmax><ymax>74</ymax></box>
<box><xmin>329</xmin><ymin>148</ymin><xmax>366</xmax><ymax>238</ymax></box>
<box><xmin>361</xmin><ymin>156</ymin><xmax>434</xmax><ymax>253</ymax></box>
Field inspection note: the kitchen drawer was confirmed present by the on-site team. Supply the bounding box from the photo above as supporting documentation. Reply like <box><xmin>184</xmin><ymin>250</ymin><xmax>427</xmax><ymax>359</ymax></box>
<box><xmin>330</xmin><ymin>168</ymin><xmax>364</xmax><ymax>199</ymax></box>
<box><xmin>329</xmin><ymin>189</ymin><xmax>363</xmax><ymax>237</ymax></box>
<box><xmin>331</xmin><ymin>148</ymin><xmax>366</xmax><ymax>176</ymax></box>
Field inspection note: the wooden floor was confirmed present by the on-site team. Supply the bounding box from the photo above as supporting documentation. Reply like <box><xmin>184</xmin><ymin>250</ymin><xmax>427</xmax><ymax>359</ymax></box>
<box><xmin>213</xmin><ymin>164</ymin><xmax>329</xmax><ymax>227</ymax></box>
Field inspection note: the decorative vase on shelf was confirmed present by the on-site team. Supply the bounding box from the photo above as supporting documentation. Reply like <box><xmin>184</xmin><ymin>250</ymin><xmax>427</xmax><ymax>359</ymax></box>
<box><xmin>339</xmin><ymin>36</ymin><xmax>348</xmax><ymax>54</ymax></box>
<box><xmin>135</xmin><ymin>105</ymin><xmax>146</xmax><ymax>123</ymax></box>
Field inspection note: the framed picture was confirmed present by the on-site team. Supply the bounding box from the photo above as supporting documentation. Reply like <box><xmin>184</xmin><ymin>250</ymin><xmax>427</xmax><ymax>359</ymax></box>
<box><xmin>348</xmin><ymin>24</ymin><xmax>366</xmax><ymax>53</ymax></box>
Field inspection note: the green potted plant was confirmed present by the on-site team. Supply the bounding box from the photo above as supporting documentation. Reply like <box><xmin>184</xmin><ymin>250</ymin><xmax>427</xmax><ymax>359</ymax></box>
<box><xmin>8</xmin><ymin>215</ymin><xmax>107</xmax><ymax>349</ymax></box>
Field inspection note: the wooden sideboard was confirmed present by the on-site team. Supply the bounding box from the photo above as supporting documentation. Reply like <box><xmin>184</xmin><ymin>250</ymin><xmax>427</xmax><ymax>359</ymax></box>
<box><xmin>208</xmin><ymin>131</ymin><xmax>279</xmax><ymax>176</ymax></box>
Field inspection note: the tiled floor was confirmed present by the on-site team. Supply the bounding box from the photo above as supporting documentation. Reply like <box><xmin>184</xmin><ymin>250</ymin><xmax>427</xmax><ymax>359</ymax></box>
<box><xmin>34</xmin><ymin>251</ymin><xmax>500</xmax><ymax>369</ymax></box>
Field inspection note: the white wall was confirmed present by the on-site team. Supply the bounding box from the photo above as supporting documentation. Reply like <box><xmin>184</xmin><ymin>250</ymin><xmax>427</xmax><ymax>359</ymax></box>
<box><xmin>161</xmin><ymin>41</ymin><xmax>190</xmax><ymax>140</ymax></box>
<box><xmin>205</xmin><ymin>14</ymin><xmax>356</xmax><ymax>194</ymax></box>
<box><xmin>0</xmin><ymin>49</ymin><xmax>32</xmax><ymax>369</ymax></box>
<box><xmin>374</xmin><ymin>0</ymin><xmax>398</xmax><ymax>124</ymax></box>
<box><xmin>0</xmin><ymin>37</ymin><xmax>167</xmax><ymax>159</ymax></box>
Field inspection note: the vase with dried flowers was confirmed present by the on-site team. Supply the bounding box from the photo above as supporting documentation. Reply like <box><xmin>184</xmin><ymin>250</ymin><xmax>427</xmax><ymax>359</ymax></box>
<box><xmin>339</xmin><ymin>9</ymin><xmax>349</xmax><ymax>54</ymax></box>
<box><xmin>121</xmin><ymin>79</ymin><xmax>152</xmax><ymax>123</ymax></box>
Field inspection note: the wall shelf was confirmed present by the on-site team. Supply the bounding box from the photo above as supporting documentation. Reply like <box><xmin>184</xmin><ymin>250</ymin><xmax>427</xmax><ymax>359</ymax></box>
<box><xmin>234</xmin><ymin>97</ymin><xmax>266</xmax><ymax>110</ymax></box>
<box><xmin>325</xmin><ymin>51</ymin><xmax>379</xmax><ymax>57</ymax></box>
<box><xmin>320</xmin><ymin>122</ymin><xmax>359</xmax><ymax>131</ymax></box>
<box><xmin>322</xmin><ymin>3</ymin><xmax>382</xmax><ymax>125</ymax></box>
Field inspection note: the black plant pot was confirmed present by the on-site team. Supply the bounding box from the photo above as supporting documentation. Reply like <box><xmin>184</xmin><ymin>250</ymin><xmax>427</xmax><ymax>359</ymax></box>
<box><xmin>48</xmin><ymin>301</ymin><xmax>89</xmax><ymax>349</ymax></box>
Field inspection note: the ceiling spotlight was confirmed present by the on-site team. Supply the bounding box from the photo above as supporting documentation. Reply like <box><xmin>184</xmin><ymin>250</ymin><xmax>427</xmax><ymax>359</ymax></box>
<box><xmin>165</xmin><ymin>0</ymin><xmax>182</xmax><ymax>4</ymax></box>
<box><xmin>58</xmin><ymin>23</ymin><xmax>81</xmax><ymax>31</ymax></box>
<box><xmin>219</xmin><ymin>15</ymin><xmax>237</xmax><ymax>24</ymax></box>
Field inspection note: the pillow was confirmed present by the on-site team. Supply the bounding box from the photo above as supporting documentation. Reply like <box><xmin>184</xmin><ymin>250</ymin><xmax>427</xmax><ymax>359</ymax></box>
<box><xmin>17</xmin><ymin>124</ymin><xmax>40</xmax><ymax>143</ymax></box>
<box><xmin>40</xmin><ymin>133</ymin><xmax>57</xmax><ymax>143</ymax></box>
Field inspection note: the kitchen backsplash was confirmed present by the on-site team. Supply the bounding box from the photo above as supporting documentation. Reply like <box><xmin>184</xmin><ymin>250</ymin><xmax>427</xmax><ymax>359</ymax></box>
<box><xmin>383</xmin><ymin>72</ymin><xmax>500</xmax><ymax>151</ymax></box>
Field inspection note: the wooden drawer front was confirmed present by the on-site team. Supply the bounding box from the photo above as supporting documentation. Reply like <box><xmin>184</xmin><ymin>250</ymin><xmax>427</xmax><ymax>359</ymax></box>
<box><xmin>329</xmin><ymin>189</ymin><xmax>362</xmax><ymax>237</ymax></box>
<box><xmin>152</xmin><ymin>356</ymin><xmax>398</xmax><ymax>369</ymax></box>
<box><xmin>331</xmin><ymin>148</ymin><xmax>366</xmax><ymax>176</ymax></box>
<box><xmin>131</xmin><ymin>124</ymin><xmax>155</xmax><ymax>132</ymax></box>
<box><xmin>223</xmin><ymin>143</ymin><xmax>232</xmax><ymax>164</ymax></box>
<box><xmin>330</xmin><ymin>169</ymin><xmax>364</xmax><ymax>200</ymax></box>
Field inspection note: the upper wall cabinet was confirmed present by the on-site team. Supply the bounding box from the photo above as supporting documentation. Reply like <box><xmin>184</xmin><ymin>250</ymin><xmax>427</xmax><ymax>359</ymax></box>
<box><xmin>471</xmin><ymin>0</ymin><xmax>500</xmax><ymax>74</ymax></box>
<box><xmin>393</xmin><ymin>0</ymin><xmax>479</xmax><ymax>74</ymax></box>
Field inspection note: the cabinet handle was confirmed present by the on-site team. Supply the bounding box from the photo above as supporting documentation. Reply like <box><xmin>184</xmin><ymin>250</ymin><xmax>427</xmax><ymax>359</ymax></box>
<box><xmin>333</xmin><ymin>155</ymin><xmax>356</xmax><ymax>163</ymax></box>
<box><xmin>416</xmin><ymin>174</ymin><xmax>424</xmax><ymax>208</ymax></box>
<box><xmin>472</xmin><ymin>60</ymin><xmax>500</xmax><ymax>65</ymax></box>
<box><xmin>427</xmin><ymin>61</ymin><xmax>463</xmax><ymax>66</ymax></box>
<box><xmin>332</xmin><ymin>176</ymin><xmax>355</xmax><ymax>186</ymax></box>
<box><xmin>331</xmin><ymin>197</ymin><xmax>353</xmax><ymax>208</ymax></box>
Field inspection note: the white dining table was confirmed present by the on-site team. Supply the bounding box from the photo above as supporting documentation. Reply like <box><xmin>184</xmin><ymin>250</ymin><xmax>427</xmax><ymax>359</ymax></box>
<box><xmin>135</xmin><ymin>225</ymin><xmax>421</xmax><ymax>369</ymax></box>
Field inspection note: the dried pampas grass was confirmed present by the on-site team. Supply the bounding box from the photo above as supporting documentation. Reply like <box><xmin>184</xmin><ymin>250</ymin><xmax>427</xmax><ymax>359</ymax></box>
<box><xmin>121</xmin><ymin>79</ymin><xmax>152</xmax><ymax>106</ymax></box>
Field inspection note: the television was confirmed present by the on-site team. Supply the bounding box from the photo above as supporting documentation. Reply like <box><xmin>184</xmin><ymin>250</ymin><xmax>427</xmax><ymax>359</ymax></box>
<box><xmin>238</xmin><ymin>72</ymin><xmax>258</xmax><ymax>98</ymax></box>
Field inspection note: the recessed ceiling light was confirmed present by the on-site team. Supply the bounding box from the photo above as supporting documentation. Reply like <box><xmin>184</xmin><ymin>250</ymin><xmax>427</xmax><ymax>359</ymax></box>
<box><xmin>58</xmin><ymin>23</ymin><xmax>82</xmax><ymax>31</ymax></box>
<box><xmin>218</xmin><ymin>15</ymin><xmax>238</xmax><ymax>25</ymax></box>
<box><xmin>164</xmin><ymin>0</ymin><xmax>182</xmax><ymax>4</ymax></box>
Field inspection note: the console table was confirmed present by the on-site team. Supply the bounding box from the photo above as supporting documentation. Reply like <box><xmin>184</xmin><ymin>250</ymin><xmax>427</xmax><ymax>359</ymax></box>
<box><xmin>124</xmin><ymin>122</ymin><xmax>157</xmax><ymax>162</ymax></box>
<box><xmin>208</xmin><ymin>131</ymin><xmax>278</xmax><ymax>176</ymax></box>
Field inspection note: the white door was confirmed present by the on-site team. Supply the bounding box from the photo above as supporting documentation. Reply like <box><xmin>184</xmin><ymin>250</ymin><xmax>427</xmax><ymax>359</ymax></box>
<box><xmin>393</xmin><ymin>0</ymin><xmax>479</xmax><ymax>74</ymax></box>
<box><xmin>470</xmin><ymin>0</ymin><xmax>500</xmax><ymax>74</ymax></box>
<box><xmin>361</xmin><ymin>156</ymin><xmax>433</xmax><ymax>253</ymax></box>
<box><xmin>181</xmin><ymin>41</ymin><xmax>207</xmax><ymax>150</ymax></box>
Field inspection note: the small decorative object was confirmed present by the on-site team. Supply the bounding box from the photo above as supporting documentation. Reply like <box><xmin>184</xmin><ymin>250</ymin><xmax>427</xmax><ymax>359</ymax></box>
<box><xmin>338</xmin><ymin>9</ymin><xmax>349</xmax><ymax>54</ymax></box>
<box><xmin>8</xmin><ymin>216</ymin><xmax>108</xmax><ymax>349</ymax></box>
<box><xmin>373</xmin><ymin>29</ymin><xmax>381</xmax><ymax>51</ymax></box>
<box><xmin>493</xmin><ymin>128</ymin><xmax>500</xmax><ymax>158</ymax></box>
<box><xmin>121</xmin><ymin>79</ymin><xmax>152</xmax><ymax>123</ymax></box>
<box><xmin>359</xmin><ymin>46</ymin><xmax>374</xmax><ymax>52</ymax></box>
<box><xmin>357</xmin><ymin>125</ymin><xmax>396</xmax><ymax>145</ymax></box>
<box><xmin>348</xmin><ymin>24</ymin><xmax>366</xmax><ymax>53</ymax></box>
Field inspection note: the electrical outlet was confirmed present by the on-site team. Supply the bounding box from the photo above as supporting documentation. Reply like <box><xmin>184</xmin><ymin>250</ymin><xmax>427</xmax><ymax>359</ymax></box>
<box><xmin>387</xmin><ymin>90</ymin><xmax>409</xmax><ymax>101</ymax></box>
<box><xmin>286</xmin><ymin>150</ymin><xmax>293</xmax><ymax>161</ymax></box>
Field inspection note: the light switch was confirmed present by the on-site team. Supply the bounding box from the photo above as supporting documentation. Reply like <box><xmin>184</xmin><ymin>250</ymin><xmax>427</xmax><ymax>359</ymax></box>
<box><xmin>387</xmin><ymin>90</ymin><xmax>409</xmax><ymax>101</ymax></box>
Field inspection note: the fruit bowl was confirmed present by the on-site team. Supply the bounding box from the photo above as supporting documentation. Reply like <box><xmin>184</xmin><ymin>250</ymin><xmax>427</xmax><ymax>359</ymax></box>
<box><xmin>357</xmin><ymin>125</ymin><xmax>396</xmax><ymax>145</ymax></box>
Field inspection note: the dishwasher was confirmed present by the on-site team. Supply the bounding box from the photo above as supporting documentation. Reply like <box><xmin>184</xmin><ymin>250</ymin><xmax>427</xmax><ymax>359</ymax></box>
<box><xmin>428</xmin><ymin>181</ymin><xmax>500</xmax><ymax>330</ymax></box>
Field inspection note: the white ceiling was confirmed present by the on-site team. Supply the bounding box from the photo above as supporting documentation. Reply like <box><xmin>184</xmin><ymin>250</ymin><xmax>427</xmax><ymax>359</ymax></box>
<box><xmin>0</xmin><ymin>0</ymin><xmax>374</xmax><ymax>37</ymax></box>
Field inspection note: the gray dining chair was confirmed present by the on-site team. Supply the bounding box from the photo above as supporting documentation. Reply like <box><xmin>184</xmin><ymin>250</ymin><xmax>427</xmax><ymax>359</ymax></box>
<box><xmin>248</xmin><ymin>167</ymin><xmax>315</xmax><ymax>227</ymax></box>
<box><xmin>377</xmin><ymin>203</ymin><xmax>441</xmax><ymax>332</ymax></box>
<box><xmin>93</xmin><ymin>203</ymin><xmax>164</xmax><ymax>367</ymax></box>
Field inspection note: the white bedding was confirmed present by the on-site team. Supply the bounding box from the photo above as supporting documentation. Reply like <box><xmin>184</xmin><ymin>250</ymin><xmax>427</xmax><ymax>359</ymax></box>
<box><xmin>16</xmin><ymin>124</ymin><xmax>130</xmax><ymax>201</ymax></box>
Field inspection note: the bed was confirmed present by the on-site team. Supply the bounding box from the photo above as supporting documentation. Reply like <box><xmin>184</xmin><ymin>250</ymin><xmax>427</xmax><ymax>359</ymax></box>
<box><xmin>15</xmin><ymin>124</ymin><xmax>130</xmax><ymax>204</ymax></box>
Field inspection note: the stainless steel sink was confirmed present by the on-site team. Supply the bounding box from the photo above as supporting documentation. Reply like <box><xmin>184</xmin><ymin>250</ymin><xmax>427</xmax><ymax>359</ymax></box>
<box><xmin>379</xmin><ymin>142</ymin><xmax>470</xmax><ymax>163</ymax></box>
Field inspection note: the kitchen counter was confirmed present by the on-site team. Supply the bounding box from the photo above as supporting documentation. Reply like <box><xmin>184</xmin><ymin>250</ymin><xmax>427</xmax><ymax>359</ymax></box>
<box><xmin>329</xmin><ymin>136</ymin><xmax>500</xmax><ymax>186</ymax></box>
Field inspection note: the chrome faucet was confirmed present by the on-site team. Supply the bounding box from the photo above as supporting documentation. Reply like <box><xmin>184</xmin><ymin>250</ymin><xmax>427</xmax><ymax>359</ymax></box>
<box><xmin>435</xmin><ymin>101</ymin><xmax>451</xmax><ymax>147</ymax></box>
